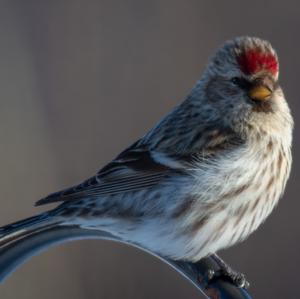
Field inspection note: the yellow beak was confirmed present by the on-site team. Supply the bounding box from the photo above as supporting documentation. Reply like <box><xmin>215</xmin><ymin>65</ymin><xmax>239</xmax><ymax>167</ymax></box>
<box><xmin>248</xmin><ymin>85</ymin><xmax>272</xmax><ymax>101</ymax></box>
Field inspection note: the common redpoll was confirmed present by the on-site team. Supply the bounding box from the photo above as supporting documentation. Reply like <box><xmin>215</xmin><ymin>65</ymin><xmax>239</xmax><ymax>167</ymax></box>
<box><xmin>0</xmin><ymin>37</ymin><xmax>293</xmax><ymax>286</ymax></box>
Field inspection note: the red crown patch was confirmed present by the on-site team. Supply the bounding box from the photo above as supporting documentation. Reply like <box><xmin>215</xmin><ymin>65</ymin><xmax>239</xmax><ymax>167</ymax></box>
<box><xmin>237</xmin><ymin>49</ymin><xmax>278</xmax><ymax>76</ymax></box>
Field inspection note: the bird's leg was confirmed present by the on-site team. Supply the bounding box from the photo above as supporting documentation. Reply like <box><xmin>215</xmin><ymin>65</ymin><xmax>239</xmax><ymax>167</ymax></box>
<box><xmin>205</xmin><ymin>253</ymin><xmax>250</xmax><ymax>289</ymax></box>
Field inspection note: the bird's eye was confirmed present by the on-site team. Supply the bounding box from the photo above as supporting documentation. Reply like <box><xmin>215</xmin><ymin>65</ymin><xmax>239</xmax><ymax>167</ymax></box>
<box><xmin>230</xmin><ymin>77</ymin><xmax>241</xmax><ymax>85</ymax></box>
<box><xmin>230</xmin><ymin>77</ymin><xmax>250</xmax><ymax>90</ymax></box>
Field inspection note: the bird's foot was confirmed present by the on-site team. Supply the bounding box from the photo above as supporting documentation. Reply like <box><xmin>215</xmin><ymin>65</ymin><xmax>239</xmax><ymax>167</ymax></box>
<box><xmin>205</xmin><ymin>254</ymin><xmax>250</xmax><ymax>289</ymax></box>
<box><xmin>205</xmin><ymin>267</ymin><xmax>249</xmax><ymax>288</ymax></box>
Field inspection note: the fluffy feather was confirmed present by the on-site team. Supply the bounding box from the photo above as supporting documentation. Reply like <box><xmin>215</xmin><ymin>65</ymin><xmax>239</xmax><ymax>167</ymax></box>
<box><xmin>0</xmin><ymin>36</ymin><xmax>293</xmax><ymax>280</ymax></box>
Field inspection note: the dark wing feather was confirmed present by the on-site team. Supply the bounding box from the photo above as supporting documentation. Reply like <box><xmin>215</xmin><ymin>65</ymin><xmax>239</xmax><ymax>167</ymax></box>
<box><xmin>36</xmin><ymin>127</ymin><xmax>243</xmax><ymax>206</ymax></box>
<box><xmin>36</xmin><ymin>143</ymin><xmax>177</xmax><ymax>206</ymax></box>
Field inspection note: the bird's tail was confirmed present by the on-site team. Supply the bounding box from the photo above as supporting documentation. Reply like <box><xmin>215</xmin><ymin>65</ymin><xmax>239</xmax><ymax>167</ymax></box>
<box><xmin>0</xmin><ymin>210</ymin><xmax>119</xmax><ymax>283</ymax></box>
<box><xmin>0</xmin><ymin>211</ymin><xmax>63</xmax><ymax>282</ymax></box>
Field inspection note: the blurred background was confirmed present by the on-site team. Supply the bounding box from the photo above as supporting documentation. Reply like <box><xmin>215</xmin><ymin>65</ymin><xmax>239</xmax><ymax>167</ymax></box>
<box><xmin>0</xmin><ymin>1</ymin><xmax>298</xmax><ymax>298</ymax></box>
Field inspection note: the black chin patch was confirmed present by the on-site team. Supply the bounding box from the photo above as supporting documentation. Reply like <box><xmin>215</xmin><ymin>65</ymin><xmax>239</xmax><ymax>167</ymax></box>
<box><xmin>251</xmin><ymin>99</ymin><xmax>274</xmax><ymax>113</ymax></box>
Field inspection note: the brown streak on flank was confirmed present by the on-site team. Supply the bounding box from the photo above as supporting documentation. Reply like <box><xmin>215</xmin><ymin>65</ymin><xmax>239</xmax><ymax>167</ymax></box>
<box><xmin>234</xmin><ymin>204</ymin><xmax>250</xmax><ymax>227</ymax></box>
<box><xmin>281</xmin><ymin>144</ymin><xmax>286</xmax><ymax>157</ymax></box>
<box><xmin>263</xmin><ymin>140</ymin><xmax>273</xmax><ymax>158</ymax></box>
<box><xmin>251</xmin><ymin>197</ymin><xmax>261</xmax><ymax>212</ymax></box>
<box><xmin>261</xmin><ymin>166</ymin><xmax>268</xmax><ymax>178</ymax></box>
<box><xmin>267</xmin><ymin>140</ymin><xmax>273</xmax><ymax>151</ymax></box>
<box><xmin>172</xmin><ymin>196</ymin><xmax>196</xmax><ymax>218</ymax></box>
<box><xmin>270</xmin><ymin>160</ymin><xmax>275</xmax><ymax>173</ymax></box>
<box><xmin>266</xmin><ymin>176</ymin><xmax>275</xmax><ymax>191</ymax></box>
<box><xmin>190</xmin><ymin>215</ymin><xmax>209</xmax><ymax>233</ymax></box>
<box><xmin>233</xmin><ymin>204</ymin><xmax>244</xmax><ymax>217</ymax></box>
<box><xmin>210</xmin><ymin>219</ymin><xmax>227</xmax><ymax>243</ymax></box>
<box><xmin>212</xmin><ymin>202</ymin><xmax>227</xmax><ymax>214</ymax></box>
<box><xmin>222</xmin><ymin>183</ymin><xmax>251</xmax><ymax>200</ymax></box>
<box><xmin>277</xmin><ymin>151</ymin><xmax>283</xmax><ymax>172</ymax></box>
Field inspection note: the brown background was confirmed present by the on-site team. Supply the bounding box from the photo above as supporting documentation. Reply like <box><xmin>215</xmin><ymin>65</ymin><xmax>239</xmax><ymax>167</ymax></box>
<box><xmin>0</xmin><ymin>1</ymin><xmax>299</xmax><ymax>298</ymax></box>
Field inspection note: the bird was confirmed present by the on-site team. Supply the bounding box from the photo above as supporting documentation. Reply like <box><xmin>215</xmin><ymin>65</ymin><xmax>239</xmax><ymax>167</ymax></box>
<box><xmin>0</xmin><ymin>36</ymin><xmax>293</xmax><ymax>287</ymax></box>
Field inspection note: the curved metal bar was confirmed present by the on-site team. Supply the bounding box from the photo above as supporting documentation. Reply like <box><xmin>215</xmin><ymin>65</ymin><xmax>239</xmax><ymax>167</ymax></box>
<box><xmin>0</xmin><ymin>225</ymin><xmax>252</xmax><ymax>299</ymax></box>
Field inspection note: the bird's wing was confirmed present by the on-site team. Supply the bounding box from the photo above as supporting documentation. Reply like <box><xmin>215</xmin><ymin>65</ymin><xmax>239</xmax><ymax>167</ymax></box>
<box><xmin>35</xmin><ymin>141</ymin><xmax>190</xmax><ymax>206</ymax></box>
<box><xmin>36</xmin><ymin>125</ymin><xmax>243</xmax><ymax>207</ymax></box>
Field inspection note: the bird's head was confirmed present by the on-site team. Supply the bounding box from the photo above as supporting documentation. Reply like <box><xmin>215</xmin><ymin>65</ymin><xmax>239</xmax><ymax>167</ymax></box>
<box><xmin>199</xmin><ymin>36</ymin><xmax>292</xmax><ymax>137</ymax></box>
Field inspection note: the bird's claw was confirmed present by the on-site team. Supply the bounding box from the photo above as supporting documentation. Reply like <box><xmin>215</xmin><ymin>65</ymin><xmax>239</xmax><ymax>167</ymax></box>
<box><xmin>205</xmin><ymin>267</ymin><xmax>250</xmax><ymax>289</ymax></box>
<box><xmin>221</xmin><ymin>270</ymin><xmax>250</xmax><ymax>288</ymax></box>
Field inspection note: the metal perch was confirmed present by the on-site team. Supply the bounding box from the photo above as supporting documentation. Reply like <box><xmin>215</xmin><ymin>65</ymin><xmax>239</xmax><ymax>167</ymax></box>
<box><xmin>0</xmin><ymin>224</ymin><xmax>252</xmax><ymax>299</ymax></box>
